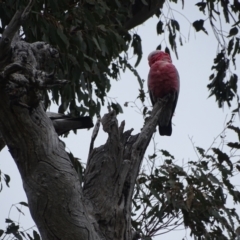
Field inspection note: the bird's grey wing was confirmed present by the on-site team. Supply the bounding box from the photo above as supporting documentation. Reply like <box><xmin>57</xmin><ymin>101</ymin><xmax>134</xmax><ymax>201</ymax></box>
<box><xmin>149</xmin><ymin>90</ymin><xmax>156</xmax><ymax>105</ymax></box>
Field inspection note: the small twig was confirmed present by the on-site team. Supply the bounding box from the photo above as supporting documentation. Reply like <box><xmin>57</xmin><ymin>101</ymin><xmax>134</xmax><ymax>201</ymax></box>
<box><xmin>21</xmin><ymin>0</ymin><xmax>34</xmax><ymax>21</ymax></box>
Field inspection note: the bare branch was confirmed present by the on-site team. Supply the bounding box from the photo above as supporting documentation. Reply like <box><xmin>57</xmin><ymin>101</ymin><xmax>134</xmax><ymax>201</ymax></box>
<box><xmin>83</xmin><ymin>94</ymin><xmax>173</xmax><ymax>240</ymax></box>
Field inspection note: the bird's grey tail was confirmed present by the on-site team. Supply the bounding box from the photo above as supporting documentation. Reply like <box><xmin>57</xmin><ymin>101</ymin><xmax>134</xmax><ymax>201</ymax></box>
<box><xmin>157</xmin><ymin>93</ymin><xmax>178</xmax><ymax>137</ymax></box>
<box><xmin>158</xmin><ymin>120</ymin><xmax>172</xmax><ymax>136</ymax></box>
<box><xmin>158</xmin><ymin>106</ymin><xmax>172</xmax><ymax>136</ymax></box>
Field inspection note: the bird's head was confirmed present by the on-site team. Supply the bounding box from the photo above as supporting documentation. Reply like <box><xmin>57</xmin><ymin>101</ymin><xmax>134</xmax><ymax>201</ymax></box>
<box><xmin>148</xmin><ymin>50</ymin><xmax>172</xmax><ymax>67</ymax></box>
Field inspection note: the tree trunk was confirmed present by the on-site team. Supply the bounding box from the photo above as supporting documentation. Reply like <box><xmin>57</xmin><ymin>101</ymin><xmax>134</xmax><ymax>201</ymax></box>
<box><xmin>0</xmin><ymin>2</ymin><xmax>168</xmax><ymax>240</ymax></box>
<box><xmin>0</xmin><ymin>91</ymin><xmax>165</xmax><ymax>240</ymax></box>
<box><xmin>0</xmin><ymin>84</ymin><xmax>165</xmax><ymax>240</ymax></box>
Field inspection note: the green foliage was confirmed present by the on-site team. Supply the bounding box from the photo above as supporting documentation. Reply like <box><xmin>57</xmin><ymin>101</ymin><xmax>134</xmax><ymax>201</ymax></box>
<box><xmin>132</xmin><ymin>117</ymin><xmax>240</xmax><ymax>239</ymax></box>
<box><xmin>158</xmin><ymin>0</ymin><xmax>240</xmax><ymax>110</ymax></box>
<box><xmin>194</xmin><ymin>0</ymin><xmax>240</xmax><ymax>109</ymax></box>
<box><xmin>155</xmin><ymin>14</ymin><xmax>181</xmax><ymax>58</ymax></box>
<box><xmin>0</xmin><ymin>169</ymin><xmax>11</xmax><ymax>191</ymax></box>
<box><xmin>0</xmin><ymin>0</ymin><xmax>143</xmax><ymax>117</ymax></box>
<box><xmin>2</xmin><ymin>221</ymin><xmax>41</xmax><ymax>240</ymax></box>
<box><xmin>192</xmin><ymin>19</ymin><xmax>208</xmax><ymax>34</ymax></box>
<box><xmin>0</xmin><ymin>203</ymin><xmax>39</xmax><ymax>240</ymax></box>
<box><xmin>207</xmin><ymin>51</ymin><xmax>237</xmax><ymax>108</ymax></box>
<box><xmin>1</xmin><ymin>0</ymin><xmax>238</xmax><ymax>114</ymax></box>
<box><xmin>1</xmin><ymin>0</ymin><xmax>240</xmax><ymax>239</ymax></box>
<box><xmin>131</xmin><ymin>34</ymin><xmax>143</xmax><ymax>67</ymax></box>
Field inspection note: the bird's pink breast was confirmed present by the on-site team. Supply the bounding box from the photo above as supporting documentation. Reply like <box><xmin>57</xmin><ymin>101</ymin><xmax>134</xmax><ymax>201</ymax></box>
<box><xmin>148</xmin><ymin>61</ymin><xmax>179</xmax><ymax>98</ymax></box>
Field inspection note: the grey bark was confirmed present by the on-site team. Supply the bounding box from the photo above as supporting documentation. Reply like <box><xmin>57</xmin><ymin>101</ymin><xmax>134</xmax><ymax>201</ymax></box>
<box><xmin>0</xmin><ymin>102</ymin><xmax>101</xmax><ymax>240</ymax></box>
<box><xmin>83</xmin><ymin>102</ymin><xmax>165</xmax><ymax>240</ymax></box>
<box><xmin>0</xmin><ymin>111</ymin><xmax>93</xmax><ymax>151</ymax></box>
<box><xmin>0</xmin><ymin>1</ymin><xmax>169</xmax><ymax>240</ymax></box>
<box><xmin>0</xmin><ymin>4</ymin><xmax>101</xmax><ymax>240</ymax></box>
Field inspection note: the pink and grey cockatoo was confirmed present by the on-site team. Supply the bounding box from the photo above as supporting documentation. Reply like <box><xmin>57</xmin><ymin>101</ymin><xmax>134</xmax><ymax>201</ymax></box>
<box><xmin>147</xmin><ymin>50</ymin><xmax>180</xmax><ymax>136</ymax></box>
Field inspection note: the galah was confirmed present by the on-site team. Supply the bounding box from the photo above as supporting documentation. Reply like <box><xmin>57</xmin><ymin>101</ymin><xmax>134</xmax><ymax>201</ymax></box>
<box><xmin>147</xmin><ymin>50</ymin><xmax>180</xmax><ymax>136</ymax></box>
<box><xmin>46</xmin><ymin>112</ymin><xmax>93</xmax><ymax>135</ymax></box>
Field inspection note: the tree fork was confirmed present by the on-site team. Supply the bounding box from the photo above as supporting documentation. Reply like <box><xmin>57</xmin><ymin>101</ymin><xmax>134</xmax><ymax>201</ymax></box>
<box><xmin>0</xmin><ymin>87</ymin><xmax>167</xmax><ymax>240</ymax></box>
<box><xmin>83</xmin><ymin>99</ymin><xmax>167</xmax><ymax>240</ymax></box>
<box><xmin>0</xmin><ymin>1</ymin><xmax>172</xmax><ymax>239</ymax></box>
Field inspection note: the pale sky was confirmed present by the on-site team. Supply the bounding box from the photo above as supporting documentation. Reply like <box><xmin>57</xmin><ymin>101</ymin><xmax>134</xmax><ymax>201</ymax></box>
<box><xmin>0</xmin><ymin>1</ymin><xmax>240</xmax><ymax>239</ymax></box>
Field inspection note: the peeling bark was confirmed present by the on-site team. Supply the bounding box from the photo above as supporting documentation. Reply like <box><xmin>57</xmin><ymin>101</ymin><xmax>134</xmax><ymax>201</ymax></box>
<box><xmin>0</xmin><ymin>84</ymin><xmax>167</xmax><ymax>240</ymax></box>
<box><xmin>0</xmin><ymin>102</ymin><xmax>101</xmax><ymax>240</ymax></box>
<box><xmin>0</xmin><ymin>4</ymin><xmax>100</xmax><ymax>240</ymax></box>
<box><xmin>83</xmin><ymin>99</ymin><xmax>166</xmax><ymax>240</ymax></box>
<box><xmin>0</xmin><ymin>1</ymin><xmax>171</xmax><ymax>240</ymax></box>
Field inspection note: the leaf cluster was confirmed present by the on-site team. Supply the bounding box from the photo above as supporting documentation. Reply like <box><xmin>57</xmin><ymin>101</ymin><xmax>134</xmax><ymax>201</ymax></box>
<box><xmin>0</xmin><ymin>169</ymin><xmax>10</xmax><ymax>192</ymax></box>
<box><xmin>0</xmin><ymin>0</ymin><xmax>142</xmax><ymax>117</ymax></box>
<box><xmin>131</xmin><ymin>120</ymin><xmax>240</xmax><ymax>239</ymax></box>
<box><xmin>0</xmin><ymin>203</ymin><xmax>40</xmax><ymax>240</ymax></box>
<box><xmin>158</xmin><ymin>0</ymin><xmax>240</xmax><ymax>109</ymax></box>
<box><xmin>193</xmin><ymin>0</ymin><xmax>240</xmax><ymax>109</ymax></box>
<box><xmin>155</xmin><ymin>14</ymin><xmax>182</xmax><ymax>58</ymax></box>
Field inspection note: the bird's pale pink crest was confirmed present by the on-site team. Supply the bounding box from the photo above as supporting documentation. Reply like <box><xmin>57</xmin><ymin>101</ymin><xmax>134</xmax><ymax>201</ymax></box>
<box><xmin>148</xmin><ymin>50</ymin><xmax>172</xmax><ymax>67</ymax></box>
